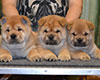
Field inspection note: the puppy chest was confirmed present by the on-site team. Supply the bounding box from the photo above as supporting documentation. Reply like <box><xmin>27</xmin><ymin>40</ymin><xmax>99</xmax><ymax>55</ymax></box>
<box><xmin>10</xmin><ymin>49</ymin><xmax>27</xmax><ymax>58</ymax></box>
<box><xmin>44</xmin><ymin>44</ymin><xmax>65</xmax><ymax>56</ymax></box>
<box><xmin>47</xmin><ymin>46</ymin><xmax>61</xmax><ymax>56</ymax></box>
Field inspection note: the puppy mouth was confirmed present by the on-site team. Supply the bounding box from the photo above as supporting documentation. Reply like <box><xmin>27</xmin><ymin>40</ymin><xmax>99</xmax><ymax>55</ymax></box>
<box><xmin>9</xmin><ymin>39</ymin><xmax>21</xmax><ymax>44</ymax></box>
<box><xmin>73</xmin><ymin>42</ymin><xmax>86</xmax><ymax>47</ymax></box>
<box><xmin>45</xmin><ymin>40</ymin><xmax>59</xmax><ymax>45</ymax></box>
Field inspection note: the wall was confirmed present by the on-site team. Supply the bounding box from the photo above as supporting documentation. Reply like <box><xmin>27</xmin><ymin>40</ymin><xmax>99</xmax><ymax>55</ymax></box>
<box><xmin>0</xmin><ymin>0</ymin><xmax>1</xmax><ymax>18</ymax></box>
<box><xmin>81</xmin><ymin>0</ymin><xmax>100</xmax><ymax>48</ymax></box>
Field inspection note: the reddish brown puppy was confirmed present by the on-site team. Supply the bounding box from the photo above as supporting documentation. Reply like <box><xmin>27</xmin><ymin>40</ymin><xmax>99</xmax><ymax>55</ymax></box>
<box><xmin>67</xmin><ymin>19</ymin><xmax>100</xmax><ymax>60</ymax></box>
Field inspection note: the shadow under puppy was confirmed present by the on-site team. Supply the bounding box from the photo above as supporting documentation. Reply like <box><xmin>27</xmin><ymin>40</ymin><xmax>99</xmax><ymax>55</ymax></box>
<box><xmin>0</xmin><ymin>15</ymin><xmax>41</xmax><ymax>62</ymax></box>
<box><xmin>37</xmin><ymin>15</ymin><xmax>71</xmax><ymax>61</ymax></box>
<box><xmin>67</xmin><ymin>19</ymin><xmax>100</xmax><ymax>60</ymax></box>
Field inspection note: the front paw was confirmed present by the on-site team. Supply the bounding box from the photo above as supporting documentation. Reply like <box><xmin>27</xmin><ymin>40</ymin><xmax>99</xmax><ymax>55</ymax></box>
<box><xmin>79</xmin><ymin>54</ymin><xmax>91</xmax><ymax>61</ymax></box>
<box><xmin>94</xmin><ymin>48</ymin><xmax>100</xmax><ymax>59</ymax></box>
<box><xmin>71</xmin><ymin>52</ymin><xmax>91</xmax><ymax>61</ymax></box>
<box><xmin>58</xmin><ymin>54</ymin><xmax>71</xmax><ymax>61</ymax></box>
<box><xmin>27</xmin><ymin>54</ymin><xmax>42</xmax><ymax>62</ymax></box>
<box><xmin>37</xmin><ymin>48</ymin><xmax>57</xmax><ymax>61</ymax></box>
<box><xmin>0</xmin><ymin>54</ymin><xmax>12</xmax><ymax>62</ymax></box>
<box><xmin>44</xmin><ymin>53</ymin><xmax>58</xmax><ymax>61</ymax></box>
<box><xmin>27</xmin><ymin>49</ymin><xmax>42</xmax><ymax>62</ymax></box>
<box><xmin>58</xmin><ymin>48</ymin><xmax>71</xmax><ymax>61</ymax></box>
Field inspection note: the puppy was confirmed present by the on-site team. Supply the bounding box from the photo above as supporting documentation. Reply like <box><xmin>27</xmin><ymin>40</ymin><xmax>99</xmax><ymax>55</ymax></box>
<box><xmin>37</xmin><ymin>15</ymin><xmax>71</xmax><ymax>61</ymax></box>
<box><xmin>67</xmin><ymin>19</ymin><xmax>100</xmax><ymax>60</ymax></box>
<box><xmin>0</xmin><ymin>15</ymin><xmax>41</xmax><ymax>62</ymax></box>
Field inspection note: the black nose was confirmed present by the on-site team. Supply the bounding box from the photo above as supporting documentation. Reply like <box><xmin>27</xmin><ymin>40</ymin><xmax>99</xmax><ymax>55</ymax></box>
<box><xmin>77</xmin><ymin>38</ymin><xmax>83</xmax><ymax>43</ymax></box>
<box><xmin>48</xmin><ymin>35</ymin><xmax>54</xmax><ymax>40</ymax></box>
<box><xmin>10</xmin><ymin>34</ymin><xmax>16</xmax><ymax>39</ymax></box>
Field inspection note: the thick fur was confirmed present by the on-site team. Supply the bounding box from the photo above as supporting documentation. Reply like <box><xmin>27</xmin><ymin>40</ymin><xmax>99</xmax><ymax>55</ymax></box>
<box><xmin>67</xmin><ymin>19</ymin><xmax>100</xmax><ymax>60</ymax></box>
<box><xmin>37</xmin><ymin>15</ymin><xmax>71</xmax><ymax>61</ymax></box>
<box><xmin>0</xmin><ymin>15</ymin><xmax>41</xmax><ymax>62</ymax></box>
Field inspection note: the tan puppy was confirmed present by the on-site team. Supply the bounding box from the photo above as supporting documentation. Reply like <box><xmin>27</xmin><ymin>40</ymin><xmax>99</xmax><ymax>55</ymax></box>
<box><xmin>37</xmin><ymin>15</ymin><xmax>71</xmax><ymax>61</ymax></box>
<box><xmin>67</xmin><ymin>19</ymin><xmax>100</xmax><ymax>60</ymax></box>
<box><xmin>0</xmin><ymin>15</ymin><xmax>41</xmax><ymax>62</ymax></box>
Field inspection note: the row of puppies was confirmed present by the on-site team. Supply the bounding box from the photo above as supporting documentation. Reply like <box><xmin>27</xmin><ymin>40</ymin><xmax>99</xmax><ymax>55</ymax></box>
<box><xmin>0</xmin><ymin>15</ymin><xmax>100</xmax><ymax>62</ymax></box>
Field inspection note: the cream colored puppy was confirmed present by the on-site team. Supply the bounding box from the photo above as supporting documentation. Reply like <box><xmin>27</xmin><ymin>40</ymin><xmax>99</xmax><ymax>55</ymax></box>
<box><xmin>0</xmin><ymin>15</ymin><xmax>41</xmax><ymax>62</ymax></box>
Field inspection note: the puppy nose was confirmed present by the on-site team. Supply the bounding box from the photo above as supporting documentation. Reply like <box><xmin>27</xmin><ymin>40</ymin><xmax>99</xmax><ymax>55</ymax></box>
<box><xmin>48</xmin><ymin>35</ymin><xmax>54</xmax><ymax>40</ymax></box>
<box><xmin>77</xmin><ymin>38</ymin><xmax>83</xmax><ymax>43</ymax></box>
<box><xmin>11</xmin><ymin>34</ymin><xmax>16</xmax><ymax>39</ymax></box>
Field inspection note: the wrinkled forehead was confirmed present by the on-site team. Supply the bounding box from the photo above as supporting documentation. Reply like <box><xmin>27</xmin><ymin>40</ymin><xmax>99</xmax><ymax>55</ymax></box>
<box><xmin>2</xmin><ymin>21</ymin><xmax>26</xmax><ymax>30</ymax></box>
<box><xmin>43</xmin><ymin>21</ymin><xmax>62</xmax><ymax>30</ymax></box>
<box><xmin>71</xmin><ymin>22</ymin><xmax>90</xmax><ymax>33</ymax></box>
<box><xmin>4</xmin><ymin>21</ymin><xmax>22</xmax><ymax>27</ymax></box>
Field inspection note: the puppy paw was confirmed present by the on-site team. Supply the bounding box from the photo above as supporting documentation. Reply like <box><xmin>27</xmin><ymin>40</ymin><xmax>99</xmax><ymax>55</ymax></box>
<box><xmin>58</xmin><ymin>54</ymin><xmax>71</xmax><ymax>61</ymax></box>
<box><xmin>79</xmin><ymin>54</ymin><xmax>91</xmax><ymax>61</ymax></box>
<box><xmin>27</xmin><ymin>49</ymin><xmax>42</xmax><ymax>62</ymax></box>
<box><xmin>38</xmin><ymin>48</ymin><xmax>57</xmax><ymax>61</ymax></box>
<box><xmin>95</xmin><ymin>54</ymin><xmax>100</xmax><ymax>59</ymax></box>
<box><xmin>27</xmin><ymin>54</ymin><xmax>42</xmax><ymax>62</ymax></box>
<box><xmin>0</xmin><ymin>54</ymin><xmax>12</xmax><ymax>62</ymax></box>
<box><xmin>71</xmin><ymin>52</ymin><xmax>91</xmax><ymax>61</ymax></box>
<box><xmin>44</xmin><ymin>53</ymin><xmax>58</xmax><ymax>61</ymax></box>
<box><xmin>94</xmin><ymin>48</ymin><xmax>100</xmax><ymax>59</ymax></box>
<box><xmin>58</xmin><ymin>48</ymin><xmax>71</xmax><ymax>61</ymax></box>
<box><xmin>44</xmin><ymin>52</ymin><xmax>58</xmax><ymax>61</ymax></box>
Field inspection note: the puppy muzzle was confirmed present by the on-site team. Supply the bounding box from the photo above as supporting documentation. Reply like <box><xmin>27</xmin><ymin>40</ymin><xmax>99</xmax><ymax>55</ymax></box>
<box><xmin>9</xmin><ymin>34</ymin><xmax>21</xmax><ymax>44</ymax></box>
<box><xmin>10</xmin><ymin>34</ymin><xmax>17</xmax><ymax>40</ymax></box>
<box><xmin>45</xmin><ymin>40</ymin><xmax>58</xmax><ymax>45</ymax></box>
<box><xmin>9</xmin><ymin>39</ymin><xmax>20</xmax><ymax>44</ymax></box>
<box><xmin>73</xmin><ymin>38</ymin><xmax>86</xmax><ymax>47</ymax></box>
<box><xmin>74</xmin><ymin>42</ymin><xmax>86</xmax><ymax>47</ymax></box>
<box><xmin>48</xmin><ymin>35</ymin><xmax>54</xmax><ymax>40</ymax></box>
<box><xmin>45</xmin><ymin>35</ymin><xmax>60</xmax><ymax>45</ymax></box>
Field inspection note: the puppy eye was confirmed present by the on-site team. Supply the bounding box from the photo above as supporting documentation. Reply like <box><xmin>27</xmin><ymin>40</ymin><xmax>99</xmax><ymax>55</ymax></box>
<box><xmin>44</xmin><ymin>29</ymin><xmax>48</xmax><ymax>33</ymax></box>
<box><xmin>18</xmin><ymin>28</ymin><xmax>22</xmax><ymax>31</ymax></box>
<box><xmin>72</xmin><ymin>32</ymin><xmax>76</xmax><ymax>36</ymax></box>
<box><xmin>6</xmin><ymin>28</ymin><xmax>10</xmax><ymax>32</ymax></box>
<box><xmin>84</xmin><ymin>32</ymin><xmax>88</xmax><ymax>36</ymax></box>
<box><xmin>56</xmin><ymin>30</ymin><xmax>60</xmax><ymax>33</ymax></box>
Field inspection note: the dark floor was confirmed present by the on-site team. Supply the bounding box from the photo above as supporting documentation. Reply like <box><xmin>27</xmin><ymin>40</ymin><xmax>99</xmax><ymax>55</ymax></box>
<box><xmin>0</xmin><ymin>75</ymin><xmax>79</xmax><ymax>80</ymax></box>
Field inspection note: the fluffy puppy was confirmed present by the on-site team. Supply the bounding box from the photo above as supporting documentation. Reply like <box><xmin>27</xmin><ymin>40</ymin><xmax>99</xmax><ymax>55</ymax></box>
<box><xmin>67</xmin><ymin>19</ymin><xmax>100</xmax><ymax>60</ymax></box>
<box><xmin>0</xmin><ymin>15</ymin><xmax>41</xmax><ymax>62</ymax></box>
<box><xmin>37</xmin><ymin>15</ymin><xmax>71</xmax><ymax>61</ymax></box>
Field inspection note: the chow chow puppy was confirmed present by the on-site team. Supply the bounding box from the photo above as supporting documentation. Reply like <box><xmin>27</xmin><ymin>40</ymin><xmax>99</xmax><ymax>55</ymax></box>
<box><xmin>0</xmin><ymin>15</ymin><xmax>41</xmax><ymax>62</ymax></box>
<box><xmin>67</xmin><ymin>19</ymin><xmax>100</xmax><ymax>60</ymax></box>
<box><xmin>37</xmin><ymin>15</ymin><xmax>71</xmax><ymax>61</ymax></box>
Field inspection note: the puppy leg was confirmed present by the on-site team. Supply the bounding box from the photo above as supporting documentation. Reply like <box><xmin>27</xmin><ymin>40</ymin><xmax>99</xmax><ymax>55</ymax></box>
<box><xmin>0</xmin><ymin>48</ymin><xmax>12</xmax><ymax>62</ymax></box>
<box><xmin>27</xmin><ymin>48</ymin><xmax>42</xmax><ymax>62</ymax></box>
<box><xmin>37</xmin><ymin>48</ymin><xmax>57</xmax><ymax>61</ymax></box>
<box><xmin>71</xmin><ymin>51</ymin><xmax>91</xmax><ymax>61</ymax></box>
<box><xmin>94</xmin><ymin>48</ymin><xmax>100</xmax><ymax>59</ymax></box>
<box><xmin>58</xmin><ymin>48</ymin><xmax>71</xmax><ymax>61</ymax></box>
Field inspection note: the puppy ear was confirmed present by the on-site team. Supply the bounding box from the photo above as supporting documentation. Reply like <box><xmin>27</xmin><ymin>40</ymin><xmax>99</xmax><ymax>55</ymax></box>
<box><xmin>0</xmin><ymin>17</ymin><xmax>7</xmax><ymax>26</ymax></box>
<box><xmin>86</xmin><ymin>20</ymin><xmax>95</xmax><ymax>30</ymax></box>
<box><xmin>58</xmin><ymin>17</ymin><xmax>67</xmax><ymax>27</ymax></box>
<box><xmin>20</xmin><ymin>16</ymin><xmax>31</xmax><ymax>26</ymax></box>
<box><xmin>38</xmin><ymin>17</ymin><xmax>47</xmax><ymax>27</ymax></box>
<box><xmin>67</xmin><ymin>21</ymin><xmax>73</xmax><ymax>30</ymax></box>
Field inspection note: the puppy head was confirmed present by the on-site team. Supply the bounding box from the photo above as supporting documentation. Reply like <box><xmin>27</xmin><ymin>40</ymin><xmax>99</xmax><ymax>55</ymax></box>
<box><xmin>0</xmin><ymin>15</ymin><xmax>31</xmax><ymax>44</ymax></box>
<box><xmin>67</xmin><ymin>19</ymin><xmax>95</xmax><ymax>48</ymax></box>
<box><xmin>38</xmin><ymin>15</ymin><xmax>67</xmax><ymax>45</ymax></box>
